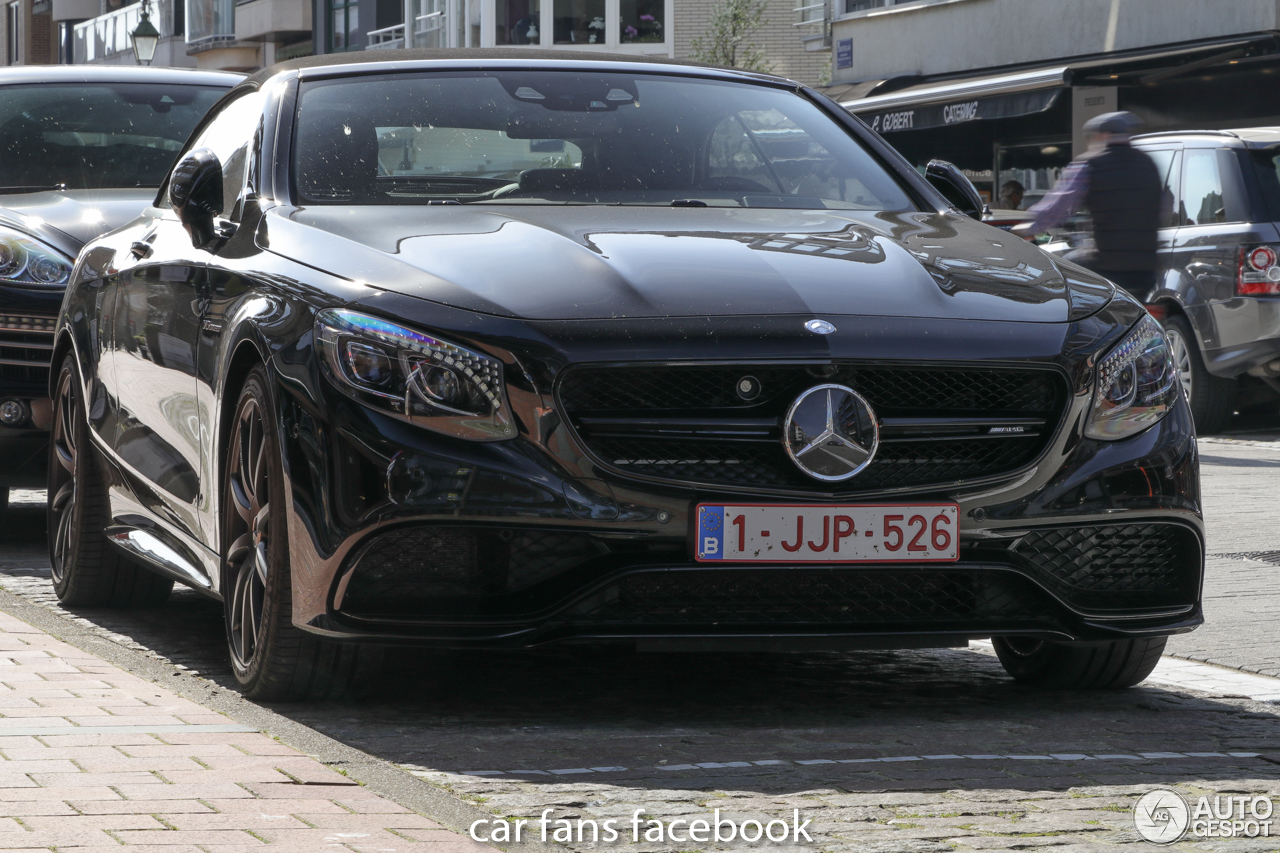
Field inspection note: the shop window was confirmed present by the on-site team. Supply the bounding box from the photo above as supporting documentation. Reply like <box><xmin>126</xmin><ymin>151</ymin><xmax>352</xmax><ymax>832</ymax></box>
<box><xmin>330</xmin><ymin>0</ymin><xmax>358</xmax><ymax>50</ymax></box>
<box><xmin>996</xmin><ymin>142</ymin><xmax>1069</xmax><ymax>210</ymax></box>
<box><xmin>618</xmin><ymin>0</ymin><xmax>662</xmax><ymax>43</ymax></box>
<box><xmin>496</xmin><ymin>0</ymin><xmax>539</xmax><ymax>44</ymax></box>
<box><xmin>553</xmin><ymin>0</ymin><xmax>603</xmax><ymax>44</ymax></box>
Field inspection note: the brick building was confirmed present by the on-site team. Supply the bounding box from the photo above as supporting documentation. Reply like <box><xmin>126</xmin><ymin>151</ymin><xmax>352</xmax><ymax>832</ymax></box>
<box><xmin>2</xmin><ymin>0</ymin><xmax>57</xmax><ymax>65</ymax></box>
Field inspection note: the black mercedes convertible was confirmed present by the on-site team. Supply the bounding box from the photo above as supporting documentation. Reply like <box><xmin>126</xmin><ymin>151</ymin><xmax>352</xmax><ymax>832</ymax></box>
<box><xmin>50</xmin><ymin>49</ymin><xmax>1202</xmax><ymax>699</ymax></box>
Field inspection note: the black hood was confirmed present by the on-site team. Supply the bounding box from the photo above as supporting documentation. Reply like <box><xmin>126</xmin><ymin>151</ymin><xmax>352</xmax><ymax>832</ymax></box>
<box><xmin>0</xmin><ymin>188</ymin><xmax>155</xmax><ymax>256</ymax></box>
<box><xmin>264</xmin><ymin>206</ymin><xmax>1113</xmax><ymax>323</ymax></box>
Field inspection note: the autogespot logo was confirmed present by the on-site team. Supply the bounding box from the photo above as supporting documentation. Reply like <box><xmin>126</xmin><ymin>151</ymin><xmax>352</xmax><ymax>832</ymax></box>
<box><xmin>1134</xmin><ymin>790</ymin><xmax>1276</xmax><ymax>842</ymax></box>
<box><xmin>1134</xmin><ymin>789</ymin><xmax>1190</xmax><ymax>843</ymax></box>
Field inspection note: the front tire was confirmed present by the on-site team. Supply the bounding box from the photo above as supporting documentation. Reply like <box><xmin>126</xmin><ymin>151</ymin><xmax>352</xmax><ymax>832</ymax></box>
<box><xmin>222</xmin><ymin>365</ymin><xmax>380</xmax><ymax>700</ymax></box>
<box><xmin>992</xmin><ymin>636</ymin><xmax>1166</xmax><ymax>689</ymax></box>
<box><xmin>1163</xmin><ymin>314</ymin><xmax>1235</xmax><ymax>434</ymax></box>
<box><xmin>47</xmin><ymin>355</ymin><xmax>173</xmax><ymax>608</ymax></box>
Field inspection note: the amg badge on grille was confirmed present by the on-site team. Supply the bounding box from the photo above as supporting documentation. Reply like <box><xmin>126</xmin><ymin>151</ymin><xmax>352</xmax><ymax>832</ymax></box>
<box><xmin>783</xmin><ymin>384</ymin><xmax>879</xmax><ymax>481</ymax></box>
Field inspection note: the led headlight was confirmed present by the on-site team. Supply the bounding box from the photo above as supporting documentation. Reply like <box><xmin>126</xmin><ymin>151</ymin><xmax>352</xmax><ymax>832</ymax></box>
<box><xmin>315</xmin><ymin>308</ymin><xmax>515</xmax><ymax>441</ymax></box>
<box><xmin>1085</xmin><ymin>314</ymin><xmax>1179</xmax><ymax>440</ymax></box>
<box><xmin>0</xmin><ymin>225</ymin><xmax>72</xmax><ymax>287</ymax></box>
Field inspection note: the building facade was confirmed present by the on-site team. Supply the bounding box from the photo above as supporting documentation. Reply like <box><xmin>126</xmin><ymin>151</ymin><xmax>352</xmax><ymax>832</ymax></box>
<box><xmin>1</xmin><ymin>0</ymin><xmax>310</xmax><ymax>69</ymax></box>
<box><xmin>827</xmin><ymin>0</ymin><xmax>1280</xmax><ymax>205</ymax></box>
<box><xmin>311</xmin><ymin>0</ymin><xmax>826</xmax><ymax>85</ymax></box>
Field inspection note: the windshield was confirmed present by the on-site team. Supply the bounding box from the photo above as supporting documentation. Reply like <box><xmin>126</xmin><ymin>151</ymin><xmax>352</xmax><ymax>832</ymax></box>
<box><xmin>0</xmin><ymin>83</ymin><xmax>228</xmax><ymax>191</ymax></box>
<box><xmin>292</xmin><ymin>71</ymin><xmax>914</xmax><ymax>210</ymax></box>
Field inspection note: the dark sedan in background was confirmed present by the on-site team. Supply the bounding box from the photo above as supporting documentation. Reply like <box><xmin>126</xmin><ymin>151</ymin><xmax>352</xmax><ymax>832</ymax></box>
<box><xmin>0</xmin><ymin>66</ymin><xmax>238</xmax><ymax>518</ymax></box>
<box><xmin>51</xmin><ymin>50</ymin><xmax>1201</xmax><ymax>699</ymax></box>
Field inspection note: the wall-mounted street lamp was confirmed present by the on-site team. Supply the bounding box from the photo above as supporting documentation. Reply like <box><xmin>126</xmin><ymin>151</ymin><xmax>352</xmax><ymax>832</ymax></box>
<box><xmin>131</xmin><ymin>1</ymin><xmax>161</xmax><ymax>65</ymax></box>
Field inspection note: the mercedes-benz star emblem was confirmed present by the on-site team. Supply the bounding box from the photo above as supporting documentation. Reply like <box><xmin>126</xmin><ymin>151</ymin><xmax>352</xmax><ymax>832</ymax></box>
<box><xmin>783</xmin><ymin>384</ymin><xmax>879</xmax><ymax>481</ymax></box>
<box><xmin>805</xmin><ymin>319</ymin><xmax>836</xmax><ymax>335</ymax></box>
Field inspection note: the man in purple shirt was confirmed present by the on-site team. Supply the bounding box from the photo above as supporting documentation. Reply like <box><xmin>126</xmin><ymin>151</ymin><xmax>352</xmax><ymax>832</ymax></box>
<box><xmin>1014</xmin><ymin>112</ymin><xmax>1162</xmax><ymax>300</ymax></box>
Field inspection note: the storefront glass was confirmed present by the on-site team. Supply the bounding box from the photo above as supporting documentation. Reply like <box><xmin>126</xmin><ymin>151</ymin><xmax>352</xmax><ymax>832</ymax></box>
<box><xmin>996</xmin><ymin>141</ymin><xmax>1069</xmax><ymax>209</ymax></box>
<box><xmin>619</xmin><ymin>0</ymin><xmax>663</xmax><ymax>44</ymax></box>
<box><xmin>553</xmin><ymin>0</ymin><xmax>604</xmax><ymax>44</ymax></box>
<box><xmin>495</xmin><ymin>0</ymin><xmax>540</xmax><ymax>44</ymax></box>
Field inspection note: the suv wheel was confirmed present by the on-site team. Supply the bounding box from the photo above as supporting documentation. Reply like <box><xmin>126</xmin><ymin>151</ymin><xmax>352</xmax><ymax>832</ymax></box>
<box><xmin>222</xmin><ymin>365</ymin><xmax>381</xmax><ymax>700</ymax></box>
<box><xmin>1163</xmin><ymin>315</ymin><xmax>1236</xmax><ymax>434</ymax></box>
<box><xmin>992</xmin><ymin>636</ymin><xmax>1166</xmax><ymax>689</ymax></box>
<box><xmin>48</xmin><ymin>355</ymin><xmax>173</xmax><ymax>608</ymax></box>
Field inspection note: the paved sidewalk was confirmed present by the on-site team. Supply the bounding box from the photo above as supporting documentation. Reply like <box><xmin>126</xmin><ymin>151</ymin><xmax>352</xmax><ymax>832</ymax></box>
<box><xmin>0</xmin><ymin>606</ymin><xmax>489</xmax><ymax>852</ymax></box>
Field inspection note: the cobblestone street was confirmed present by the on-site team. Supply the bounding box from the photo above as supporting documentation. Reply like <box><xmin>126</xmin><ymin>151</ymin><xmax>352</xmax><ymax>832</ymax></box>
<box><xmin>0</xmin><ymin>434</ymin><xmax>1276</xmax><ymax>851</ymax></box>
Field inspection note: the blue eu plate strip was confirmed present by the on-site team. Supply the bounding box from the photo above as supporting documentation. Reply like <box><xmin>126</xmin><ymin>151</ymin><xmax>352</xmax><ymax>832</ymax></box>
<box><xmin>697</xmin><ymin>506</ymin><xmax>724</xmax><ymax>559</ymax></box>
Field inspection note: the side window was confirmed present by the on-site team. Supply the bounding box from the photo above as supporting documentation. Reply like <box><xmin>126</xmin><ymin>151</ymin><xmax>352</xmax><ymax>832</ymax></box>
<box><xmin>172</xmin><ymin>90</ymin><xmax>269</xmax><ymax>219</ymax></box>
<box><xmin>1181</xmin><ymin>149</ymin><xmax>1226</xmax><ymax>225</ymax></box>
<box><xmin>707</xmin><ymin>117</ymin><xmax>779</xmax><ymax>192</ymax></box>
<box><xmin>1145</xmin><ymin>148</ymin><xmax>1181</xmax><ymax>229</ymax></box>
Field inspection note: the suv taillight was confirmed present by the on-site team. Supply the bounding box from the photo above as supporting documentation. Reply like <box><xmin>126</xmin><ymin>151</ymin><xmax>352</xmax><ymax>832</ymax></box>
<box><xmin>1238</xmin><ymin>244</ymin><xmax>1280</xmax><ymax>295</ymax></box>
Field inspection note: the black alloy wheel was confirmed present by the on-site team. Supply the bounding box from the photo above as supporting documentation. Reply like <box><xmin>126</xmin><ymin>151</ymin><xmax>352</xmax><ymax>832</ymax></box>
<box><xmin>991</xmin><ymin>635</ymin><xmax>1166</xmax><ymax>689</ymax></box>
<box><xmin>48</xmin><ymin>355</ymin><xmax>173</xmax><ymax>608</ymax></box>
<box><xmin>222</xmin><ymin>364</ymin><xmax>381</xmax><ymax>700</ymax></box>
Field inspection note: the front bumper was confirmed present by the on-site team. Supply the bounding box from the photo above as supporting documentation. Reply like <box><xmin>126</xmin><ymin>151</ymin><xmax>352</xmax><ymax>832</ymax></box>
<box><xmin>277</xmin><ymin>373</ymin><xmax>1203</xmax><ymax>649</ymax></box>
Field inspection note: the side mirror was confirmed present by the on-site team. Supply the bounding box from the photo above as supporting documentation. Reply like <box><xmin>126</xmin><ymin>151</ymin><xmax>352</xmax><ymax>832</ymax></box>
<box><xmin>925</xmin><ymin>159</ymin><xmax>984</xmax><ymax>220</ymax></box>
<box><xmin>170</xmin><ymin>148</ymin><xmax>223</xmax><ymax>248</ymax></box>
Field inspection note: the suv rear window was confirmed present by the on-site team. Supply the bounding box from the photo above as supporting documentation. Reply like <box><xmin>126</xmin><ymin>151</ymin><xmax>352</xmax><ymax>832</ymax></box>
<box><xmin>1251</xmin><ymin>149</ymin><xmax>1280</xmax><ymax>222</ymax></box>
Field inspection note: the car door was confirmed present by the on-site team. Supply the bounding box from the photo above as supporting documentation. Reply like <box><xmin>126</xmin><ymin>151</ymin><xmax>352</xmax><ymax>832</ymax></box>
<box><xmin>110</xmin><ymin>89</ymin><xmax>268</xmax><ymax>546</ymax></box>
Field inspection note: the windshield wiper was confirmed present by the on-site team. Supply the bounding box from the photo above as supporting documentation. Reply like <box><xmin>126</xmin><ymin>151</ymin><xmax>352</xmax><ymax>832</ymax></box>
<box><xmin>0</xmin><ymin>184</ymin><xmax>68</xmax><ymax>193</ymax></box>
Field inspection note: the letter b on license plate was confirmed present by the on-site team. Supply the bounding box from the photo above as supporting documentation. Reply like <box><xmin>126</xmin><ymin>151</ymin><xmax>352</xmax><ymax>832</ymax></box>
<box><xmin>696</xmin><ymin>503</ymin><xmax>959</xmax><ymax>562</ymax></box>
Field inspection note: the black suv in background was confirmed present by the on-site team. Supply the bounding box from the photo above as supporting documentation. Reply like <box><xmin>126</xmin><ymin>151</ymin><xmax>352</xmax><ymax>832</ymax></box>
<box><xmin>1126</xmin><ymin>129</ymin><xmax>1280</xmax><ymax>433</ymax></box>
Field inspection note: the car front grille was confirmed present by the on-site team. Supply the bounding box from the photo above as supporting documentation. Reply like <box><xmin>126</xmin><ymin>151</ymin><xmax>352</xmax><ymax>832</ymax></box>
<box><xmin>563</xmin><ymin>568</ymin><xmax>1056</xmax><ymax>627</ymax></box>
<box><xmin>0</xmin><ymin>313</ymin><xmax>57</xmax><ymax>385</ymax></box>
<box><xmin>334</xmin><ymin>522</ymin><xmax>1195</xmax><ymax>629</ymax></box>
<box><xmin>1010</xmin><ymin>523</ymin><xmax>1201</xmax><ymax>611</ymax></box>
<box><xmin>557</xmin><ymin>363</ymin><xmax>1067</xmax><ymax>494</ymax></box>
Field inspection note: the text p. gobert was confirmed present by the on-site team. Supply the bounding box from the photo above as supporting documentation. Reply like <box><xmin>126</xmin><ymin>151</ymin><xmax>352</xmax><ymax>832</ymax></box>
<box><xmin>470</xmin><ymin>808</ymin><xmax>813</xmax><ymax>844</ymax></box>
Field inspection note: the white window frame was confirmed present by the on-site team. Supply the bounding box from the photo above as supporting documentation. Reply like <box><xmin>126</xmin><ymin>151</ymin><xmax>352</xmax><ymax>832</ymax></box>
<box><xmin>478</xmin><ymin>0</ymin><xmax>671</xmax><ymax>56</ymax></box>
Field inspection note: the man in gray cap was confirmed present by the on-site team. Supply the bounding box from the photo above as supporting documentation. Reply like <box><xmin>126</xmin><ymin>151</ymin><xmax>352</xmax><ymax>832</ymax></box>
<box><xmin>1015</xmin><ymin>111</ymin><xmax>1162</xmax><ymax>299</ymax></box>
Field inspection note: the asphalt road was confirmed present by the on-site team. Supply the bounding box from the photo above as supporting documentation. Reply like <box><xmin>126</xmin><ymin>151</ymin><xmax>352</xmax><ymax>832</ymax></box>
<box><xmin>0</xmin><ymin>424</ymin><xmax>1278</xmax><ymax>851</ymax></box>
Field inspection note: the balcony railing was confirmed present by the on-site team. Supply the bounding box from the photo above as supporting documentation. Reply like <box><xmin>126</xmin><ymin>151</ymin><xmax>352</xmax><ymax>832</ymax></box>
<box><xmin>72</xmin><ymin>0</ymin><xmax>177</xmax><ymax>63</ymax></box>
<box><xmin>186</xmin><ymin>0</ymin><xmax>236</xmax><ymax>50</ymax></box>
<box><xmin>367</xmin><ymin>22</ymin><xmax>405</xmax><ymax>48</ymax></box>
<box><xmin>367</xmin><ymin>3</ymin><xmax>444</xmax><ymax>49</ymax></box>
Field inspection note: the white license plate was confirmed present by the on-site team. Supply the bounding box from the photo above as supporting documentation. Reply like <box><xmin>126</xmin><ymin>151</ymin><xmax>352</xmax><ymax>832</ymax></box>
<box><xmin>695</xmin><ymin>503</ymin><xmax>960</xmax><ymax>563</ymax></box>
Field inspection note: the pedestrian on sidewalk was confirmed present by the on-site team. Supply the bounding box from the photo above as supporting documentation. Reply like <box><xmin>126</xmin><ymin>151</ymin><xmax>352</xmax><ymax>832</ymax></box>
<box><xmin>1013</xmin><ymin>111</ymin><xmax>1162</xmax><ymax>301</ymax></box>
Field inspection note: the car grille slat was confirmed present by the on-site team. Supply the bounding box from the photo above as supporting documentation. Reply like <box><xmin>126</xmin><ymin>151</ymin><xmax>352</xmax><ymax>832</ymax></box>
<box><xmin>0</xmin><ymin>313</ymin><xmax>57</xmax><ymax>383</ymax></box>
<box><xmin>558</xmin><ymin>364</ymin><xmax>1067</xmax><ymax>494</ymax></box>
<box><xmin>564</xmin><ymin>568</ymin><xmax>1056</xmax><ymax>626</ymax></box>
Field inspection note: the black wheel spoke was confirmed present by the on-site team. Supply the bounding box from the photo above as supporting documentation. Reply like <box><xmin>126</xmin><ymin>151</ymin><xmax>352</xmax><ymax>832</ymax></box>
<box><xmin>224</xmin><ymin>386</ymin><xmax>273</xmax><ymax>675</ymax></box>
<box><xmin>226</xmin><ymin>531</ymin><xmax>253</xmax><ymax>565</ymax></box>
